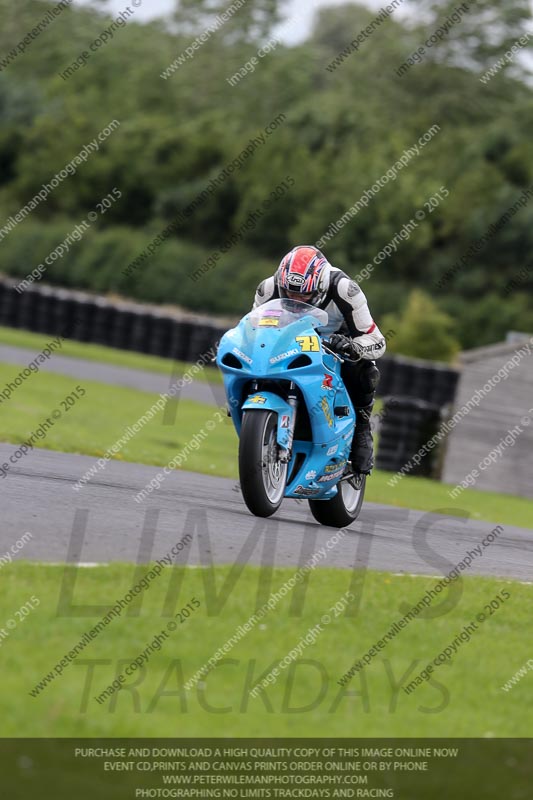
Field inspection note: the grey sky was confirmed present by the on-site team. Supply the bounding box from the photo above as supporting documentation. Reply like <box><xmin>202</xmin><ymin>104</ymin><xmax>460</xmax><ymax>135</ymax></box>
<box><xmin>73</xmin><ymin>1</ymin><xmax>533</xmax><ymax>47</ymax></box>
<box><xmin>74</xmin><ymin>0</ymin><xmax>389</xmax><ymax>42</ymax></box>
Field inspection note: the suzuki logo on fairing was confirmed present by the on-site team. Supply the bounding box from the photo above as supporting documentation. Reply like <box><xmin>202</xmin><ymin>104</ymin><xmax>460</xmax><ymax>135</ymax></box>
<box><xmin>270</xmin><ymin>348</ymin><xmax>299</xmax><ymax>364</ymax></box>
<box><xmin>233</xmin><ymin>347</ymin><xmax>252</xmax><ymax>365</ymax></box>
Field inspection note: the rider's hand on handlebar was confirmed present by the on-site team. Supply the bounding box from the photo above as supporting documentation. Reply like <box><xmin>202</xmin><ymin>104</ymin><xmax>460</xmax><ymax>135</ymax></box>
<box><xmin>328</xmin><ymin>334</ymin><xmax>361</xmax><ymax>359</ymax></box>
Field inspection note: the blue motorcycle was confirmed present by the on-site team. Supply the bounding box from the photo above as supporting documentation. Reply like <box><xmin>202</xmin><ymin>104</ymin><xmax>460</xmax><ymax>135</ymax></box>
<box><xmin>216</xmin><ymin>298</ymin><xmax>366</xmax><ymax>528</ymax></box>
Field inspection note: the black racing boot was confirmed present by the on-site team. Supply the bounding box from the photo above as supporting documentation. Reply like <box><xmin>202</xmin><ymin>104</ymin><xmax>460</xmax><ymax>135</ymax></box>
<box><xmin>350</xmin><ymin>405</ymin><xmax>374</xmax><ymax>475</ymax></box>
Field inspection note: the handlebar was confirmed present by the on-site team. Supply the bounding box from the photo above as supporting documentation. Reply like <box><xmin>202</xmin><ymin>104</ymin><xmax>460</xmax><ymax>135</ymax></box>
<box><xmin>322</xmin><ymin>342</ymin><xmax>343</xmax><ymax>361</ymax></box>
<box><xmin>322</xmin><ymin>341</ymin><xmax>362</xmax><ymax>364</ymax></box>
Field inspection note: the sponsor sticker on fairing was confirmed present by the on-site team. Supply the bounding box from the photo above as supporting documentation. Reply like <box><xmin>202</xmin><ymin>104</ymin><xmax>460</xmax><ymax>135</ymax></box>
<box><xmin>321</xmin><ymin>397</ymin><xmax>334</xmax><ymax>427</ymax></box>
<box><xmin>324</xmin><ymin>460</ymin><xmax>347</xmax><ymax>473</ymax></box>
<box><xmin>293</xmin><ymin>484</ymin><xmax>320</xmax><ymax>496</ymax></box>
<box><xmin>318</xmin><ymin>468</ymin><xmax>345</xmax><ymax>482</ymax></box>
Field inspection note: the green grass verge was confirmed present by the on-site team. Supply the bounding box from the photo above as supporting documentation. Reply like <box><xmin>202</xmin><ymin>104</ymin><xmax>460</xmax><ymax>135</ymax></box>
<box><xmin>0</xmin><ymin>363</ymin><xmax>229</xmax><ymax>475</ymax></box>
<box><xmin>3</xmin><ymin>563</ymin><xmax>531</xmax><ymax>737</ymax></box>
<box><xmin>1</xmin><ymin>362</ymin><xmax>531</xmax><ymax>528</ymax></box>
<box><xmin>0</xmin><ymin>325</ymin><xmax>222</xmax><ymax>383</ymax></box>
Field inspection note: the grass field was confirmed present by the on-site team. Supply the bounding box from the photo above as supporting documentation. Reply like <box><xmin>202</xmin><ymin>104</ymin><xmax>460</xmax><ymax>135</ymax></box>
<box><xmin>1</xmin><ymin>363</ymin><xmax>532</xmax><ymax>528</ymax></box>
<box><xmin>0</xmin><ymin>362</ymin><xmax>230</xmax><ymax>475</ymax></box>
<box><xmin>0</xmin><ymin>325</ymin><xmax>222</xmax><ymax>383</ymax></box>
<box><xmin>2</xmin><ymin>562</ymin><xmax>531</xmax><ymax>737</ymax></box>
<box><xmin>2</xmin><ymin>340</ymin><xmax>532</xmax><ymax>743</ymax></box>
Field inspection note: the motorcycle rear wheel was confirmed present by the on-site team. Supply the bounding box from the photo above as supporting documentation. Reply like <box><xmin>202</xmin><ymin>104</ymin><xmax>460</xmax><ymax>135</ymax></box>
<box><xmin>308</xmin><ymin>474</ymin><xmax>366</xmax><ymax>528</ymax></box>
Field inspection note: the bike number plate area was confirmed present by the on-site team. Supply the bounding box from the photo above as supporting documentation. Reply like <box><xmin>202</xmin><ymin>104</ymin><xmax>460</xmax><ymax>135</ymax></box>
<box><xmin>296</xmin><ymin>335</ymin><xmax>320</xmax><ymax>352</ymax></box>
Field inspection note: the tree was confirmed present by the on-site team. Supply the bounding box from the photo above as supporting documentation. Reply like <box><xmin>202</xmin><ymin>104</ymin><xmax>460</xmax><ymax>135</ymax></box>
<box><xmin>171</xmin><ymin>0</ymin><xmax>283</xmax><ymax>43</ymax></box>
<box><xmin>382</xmin><ymin>290</ymin><xmax>460</xmax><ymax>362</ymax></box>
<box><xmin>406</xmin><ymin>0</ymin><xmax>533</xmax><ymax>71</ymax></box>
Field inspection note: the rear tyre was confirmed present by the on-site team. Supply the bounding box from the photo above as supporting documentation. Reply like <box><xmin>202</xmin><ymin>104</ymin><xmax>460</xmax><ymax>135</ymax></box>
<box><xmin>239</xmin><ymin>410</ymin><xmax>288</xmax><ymax>518</ymax></box>
<box><xmin>308</xmin><ymin>474</ymin><xmax>366</xmax><ymax>528</ymax></box>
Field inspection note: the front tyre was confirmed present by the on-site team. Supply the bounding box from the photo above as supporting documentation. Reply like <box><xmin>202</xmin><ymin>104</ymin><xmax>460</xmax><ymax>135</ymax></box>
<box><xmin>308</xmin><ymin>474</ymin><xmax>366</xmax><ymax>528</ymax></box>
<box><xmin>239</xmin><ymin>410</ymin><xmax>289</xmax><ymax>518</ymax></box>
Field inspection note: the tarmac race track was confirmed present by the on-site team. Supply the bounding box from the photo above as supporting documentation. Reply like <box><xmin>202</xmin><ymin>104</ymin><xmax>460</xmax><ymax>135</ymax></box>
<box><xmin>0</xmin><ymin>344</ymin><xmax>226</xmax><ymax>407</ymax></box>
<box><xmin>2</xmin><ymin>444</ymin><xmax>533</xmax><ymax>581</ymax></box>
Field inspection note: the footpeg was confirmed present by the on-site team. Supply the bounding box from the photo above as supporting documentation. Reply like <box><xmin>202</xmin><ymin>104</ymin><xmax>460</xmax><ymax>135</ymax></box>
<box><xmin>334</xmin><ymin>406</ymin><xmax>350</xmax><ymax>417</ymax></box>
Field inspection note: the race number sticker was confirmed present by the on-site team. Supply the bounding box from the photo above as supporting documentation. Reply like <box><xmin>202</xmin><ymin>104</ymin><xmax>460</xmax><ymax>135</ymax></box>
<box><xmin>296</xmin><ymin>335</ymin><xmax>320</xmax><ymax>352</ymax></box>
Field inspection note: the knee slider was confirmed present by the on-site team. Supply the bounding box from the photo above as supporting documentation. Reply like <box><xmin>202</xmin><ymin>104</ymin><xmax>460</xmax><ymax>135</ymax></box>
<box><xmin>361</xmin><ymin>362</ymin><xmax>380</xmax><ymax>393</ymax></box>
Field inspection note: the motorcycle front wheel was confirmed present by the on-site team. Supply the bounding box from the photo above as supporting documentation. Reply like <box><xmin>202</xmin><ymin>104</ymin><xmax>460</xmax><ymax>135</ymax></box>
<box><xmin>239</xmin><ymin>410</ymin><xmax>289</xmax><ymax>518</ymax></box>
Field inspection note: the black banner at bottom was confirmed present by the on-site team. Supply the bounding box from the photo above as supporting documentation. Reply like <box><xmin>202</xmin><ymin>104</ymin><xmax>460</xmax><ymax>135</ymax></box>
<box><xmin>1</xmin><ymin>739</ymin><xmax>531</xmax><ymax>799</ymax></box>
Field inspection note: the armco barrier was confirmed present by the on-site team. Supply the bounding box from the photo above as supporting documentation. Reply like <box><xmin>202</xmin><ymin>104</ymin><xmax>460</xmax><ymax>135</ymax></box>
<box><xmin>377</xmin><ymin>354</ymin><xmax>459</xmax><ymax>409</ymax></box>
<box><xmin>376</xmin><ymin>397</ymin><xmax>444</xmax><ymax>478</ymax></box>
<box><xmin>0</xmin><ymin>276</ymin><xmax>226</xmax><ymax>362</ymax></box>
<box><xmin>0</xmin><ymin>277</ymin><xmax>460</xmax><ymax>475</ymax></box>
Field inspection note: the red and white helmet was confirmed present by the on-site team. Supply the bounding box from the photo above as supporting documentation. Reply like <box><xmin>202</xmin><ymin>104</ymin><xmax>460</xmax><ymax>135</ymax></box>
<box><xmin>276</xmin><ymin>246</ymin><xmax>329</xmax><ymax>304</ymax></box>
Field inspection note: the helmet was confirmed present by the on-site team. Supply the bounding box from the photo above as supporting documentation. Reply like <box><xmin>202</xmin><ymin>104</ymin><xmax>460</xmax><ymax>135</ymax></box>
<box><xmin>276</xmin><ymin>246</ymin><xmax>328</xmax><ymax>304</ymax></box>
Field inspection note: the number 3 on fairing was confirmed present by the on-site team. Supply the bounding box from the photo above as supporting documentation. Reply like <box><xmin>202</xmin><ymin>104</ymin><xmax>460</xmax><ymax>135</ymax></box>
<box><xmin>296</xmin><ymin>335</ymin><xmax>320</xmax><ymax>352</ymax></box>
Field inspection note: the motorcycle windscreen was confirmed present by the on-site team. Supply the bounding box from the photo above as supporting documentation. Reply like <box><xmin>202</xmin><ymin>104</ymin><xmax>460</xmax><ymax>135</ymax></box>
<box><xmin>247</xmin><ymin>298</ymin><xmax>328</xmax><ymax>331</ymax></box>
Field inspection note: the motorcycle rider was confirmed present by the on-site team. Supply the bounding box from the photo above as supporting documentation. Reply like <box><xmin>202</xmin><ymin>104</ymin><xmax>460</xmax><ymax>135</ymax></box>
<box><xmin>253</xmin><ymin>245</ymin><xmax>386</xmax><ymax>475</ymax></box>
